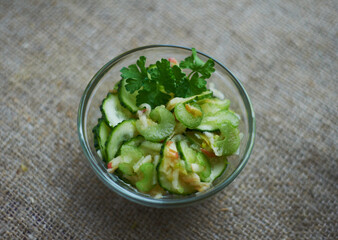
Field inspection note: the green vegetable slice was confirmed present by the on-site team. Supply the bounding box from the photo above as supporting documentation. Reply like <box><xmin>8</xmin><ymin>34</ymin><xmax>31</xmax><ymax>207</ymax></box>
<box><xmin>118</xmin><ymin>79</ymin><xmax>139</xmax><ymax>113</ymax></box>
<box><xmin>136</xmin><ymin>106</ymin><xmax>175</xmax><ymax>142</ymax></box>
<box><xmin>157</xmin><ymin>140</ymin><xmax>196</xmax><ymax>194</ymax></box>
<box><xmin>176</xmin><ymin>141</ymin><xmax>211</xmax><ymax>182</ymax></box>
<box><xmin>135</xmin><ymin>163</ymin><xmax>156</xmax><ymax>192</ymax></box>
<box><xmin>175</xmin><ymin>102</ymin><xmax>203</xmax><ymax>128</ymax></box>
<box><xmin>101</xmin><ymin>93</ymin><xmax>132</xmax><ymax>127</ymax></box>
<box><xmin>92</xmin><ymin>119</ymin><xmax>112</xmax><ymax>161</ymax></box>
<box><xmin>195</xmin><ymin>110</ymin><xmax>240</xmax><ymax>131</ymax></box>
<box><xmin>123</xmin><ymin>136</ymin><xmax>145</xmax><ymax>147</ymax></box>
<box><xmin>207</xmin><ymin>156</ymin><xmax>228</xmax><ymax>182</ymax></box>
<box><xmin>199</xmin><ymin>98</ymin><xmax>230</xmax><ymax>114</ymax></box>
<box><xmin>139</xmin><ymin>141</ymin><xmax>162</xmax><ymax>156</ymax></box>
<box><xmin>118</xmin><ymin>145</ymin><xmax>143</xmax><ymax>175</ymax></box>
<box><xmin>105</xmin><ymin>120</ymin><xmax>138</xmax><ymax>161</ymax></box>
<box><xmin>211</xmin><ymin>122</ymin><xmax>241</xmax><ymax>156</ymax></box>
<box><xmin>166</xmin><ymin>91</ymin><xmax>213</xmax><ymax>111</ymax></box>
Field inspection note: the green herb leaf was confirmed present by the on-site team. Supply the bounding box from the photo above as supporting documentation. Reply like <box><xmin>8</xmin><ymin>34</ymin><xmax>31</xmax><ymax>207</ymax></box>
<box><xmin>120</xmin><ymin>49</ymin><xmax>215</xmax><ymax>107</ymax></box>
<box><xmin>179</xmin><ymin>48</ymin><xmax>215</xmax><ymax>79</ymax></box>
<box><xmin>121</xmin><ymin>56</ymin><xmax>148</xmax><ymax>93</ymax></box>
<box><xmin>155</xmin><ymin>59</ymin><xmax>176</xmax><ymax>93</ymax></box>
<box><xmin>172</xmin><ymin>65</ymin><xmax>189</xmax><ymax>97</ymax></box>
<box><xmin>189</xmin><ymin>72</ymin><xmax>207</xmax><ymax>94</ymax></box>
<box><xmin>136</xmin><ymin>89</ymin><xmax>171</xmax><ymax>108</ymax></box>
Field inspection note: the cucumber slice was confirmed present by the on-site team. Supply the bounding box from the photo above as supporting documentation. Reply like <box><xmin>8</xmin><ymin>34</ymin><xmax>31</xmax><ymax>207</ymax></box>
<box><xmin>124</xmin><ymin>136</ymin><xmax>145</xmax><ymax>147</ymax></box>
<box><xmin>212</xmin><ymin>122</ymin><xmax>240</xmax><ymax>156</ymax></box>
<box><xmin>136</xmin><ymin>106</ymin><xmax>175</xmax><ymax>142</ymax></box>
<box><xmin>92</xmin><ymin>119</ymin><xmax>112</xmax><ymax>161</ymax></box>
<box><xmin>118</xmin><ymin>79</ymin><xmax>139</xmax><ymax>113</ymax></box>
<box><xmin>157</xmin><ymin>140</ymin><xmax>196</xmax><ymax>195</ymax></box>
<box><xmin>118</xmin><ymin>145</ymin><xmax>144</xmax><ymax>175</ymax></box>
<box><xmin>195</xmin><ymin>110</ymin><xmax>240</xmax><ymax>131</ymax></box>
<box><xmin>194</xmin><ymin>91</ymin><xmax>213</xmax><ymax>101</ymax></box>
<box><xmin>135</xmin><ymin>163</ymin><xmax>156</xmax><ymax>192</ymax></box>
<box><xmin>105</xmin><ymin>120</ymin><xmax>138</xmax><ymax>161</ymax></box>
<box><xmin>199</xmin><ymin>98</ymin><xmax>230</xmax><ymax>115</ymax></box>
<box><xmin>185</xmin><ymin>131</ymin><xmax>213</xmax><ymax>152</ymax></box>
<box><xmin>101</xmin><ymin>93</ymin><xmax>132</xmax><ymax>127</ymax></box>
<box><xmin>176</xmin><ymin>141</ymin><xmax>211</xmax><ymax>182</ymax></box>
<box><xmin>166</xmin><ymin>91</ymin><xmax>213</xmax><ymax>111</ymax></box>
<box><xmin>139</xmin><ymin>141</ymin><xmax>162</xmax><ymax>156</ymax></box>
<box><xmin>176</xmin><ymin>141</ymin><xmax>195</xmax><ymax>172</ymax></box>
<box><xmin>174</xmin><ymin>102</ymin><xmax>203</xmax><ymax>128</ymax></box>
<box><xmin>207</xmin><ymin>156</ymin><xmax>228</xmax><ymax>182</ymax></box>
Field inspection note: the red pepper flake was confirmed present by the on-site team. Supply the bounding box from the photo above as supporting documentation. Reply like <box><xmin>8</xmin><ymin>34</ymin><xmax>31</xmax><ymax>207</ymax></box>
<box><xmin>168</xmin><ymin>57</ymin><xmax>178</xmax><ymax>66</ymax></box>
<box><xmin>200</xmin><ymin>148</ymin><xmax>216</xmax><ymax>158</ymax></box>
<box><xmin>166</xmin><ymin>141</ymin><xmax>173</xmax><ymax>146</ymax></box>
<box><xmin>107</xmin><ymin>162</ymin><xmax>113</xmax><ymax>169</ymax></box>
<box><xmin>168</xmin><ymin>149</ymin><xmax>179</xmax><ymax>159</ymax></box>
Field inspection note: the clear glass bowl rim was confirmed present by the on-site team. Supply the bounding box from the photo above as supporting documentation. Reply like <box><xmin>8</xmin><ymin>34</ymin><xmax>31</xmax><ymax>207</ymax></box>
<box><xmin>77</xmin><ymin>44</ymin><xmax>256</xmax><ymax>208</ymax></box>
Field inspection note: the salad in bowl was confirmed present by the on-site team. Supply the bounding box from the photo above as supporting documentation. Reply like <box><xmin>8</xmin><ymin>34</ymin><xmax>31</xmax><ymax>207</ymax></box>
<box><xmin>78</xmin><ymin>45</ymin><xmax>255</xmax><ymax>207</ymax></box>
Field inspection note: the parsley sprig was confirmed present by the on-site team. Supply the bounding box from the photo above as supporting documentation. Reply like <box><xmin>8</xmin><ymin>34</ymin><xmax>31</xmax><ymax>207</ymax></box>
<box><xmin>120</xmin><ymin>48</ymin><xmax>215</xmax><ymax>108</ymax></box>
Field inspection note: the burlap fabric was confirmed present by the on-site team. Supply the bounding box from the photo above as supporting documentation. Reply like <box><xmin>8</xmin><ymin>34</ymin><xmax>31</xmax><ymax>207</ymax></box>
<box><xmin>1</xmin><ymin>0</ymin><xmax>337</xmax><ymax>239</ymax></box>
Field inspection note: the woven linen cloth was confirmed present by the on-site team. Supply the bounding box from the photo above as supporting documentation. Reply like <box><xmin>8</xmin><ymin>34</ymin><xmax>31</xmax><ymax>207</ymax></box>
<box><xmin>1</xmin><ymin>0</ymin><xmax>337</xmax><ymax>239</ymax></box>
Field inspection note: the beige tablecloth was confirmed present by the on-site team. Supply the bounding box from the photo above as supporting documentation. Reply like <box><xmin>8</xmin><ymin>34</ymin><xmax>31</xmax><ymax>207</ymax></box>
<box><xmin>1</xmin><ymin>0</ymin><xmax>337</xmax><ymax>239</ymax></box>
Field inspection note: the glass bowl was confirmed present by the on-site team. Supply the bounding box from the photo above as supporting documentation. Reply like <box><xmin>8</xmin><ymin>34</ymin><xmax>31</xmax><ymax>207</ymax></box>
<box><xmin>77</xmin><ymin>45</ymin><xmax>255</xmax><ymax>208</ymax></box>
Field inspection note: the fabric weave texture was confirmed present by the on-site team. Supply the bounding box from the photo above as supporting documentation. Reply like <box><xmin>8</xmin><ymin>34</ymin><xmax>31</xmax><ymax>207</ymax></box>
<box><xmin>1</xmin><ymin>0</ymin><xmax>337</xmax><ymax>239</ymax></box>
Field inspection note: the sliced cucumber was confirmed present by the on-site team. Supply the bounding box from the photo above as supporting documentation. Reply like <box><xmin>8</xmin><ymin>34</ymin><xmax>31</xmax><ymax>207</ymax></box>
<box><xmin>199</xmin><ymin>98</ymin><xmax>230</xmax><ymax>115</ymax></box>
<box><xmin>195</xmin><ymin>110</ymin><xmax>240</xmax><ymax>131</ymax></box>
<box><xmin>212</xmin><ymin>122</ymin><xmax>240</xmax><ymax>156</ymax></box>
<box><xmin>135</xmin><ymin>163</ymin><xmax>156</xmax><ymax>192</ymax></box>
<box><xmin>92</xmin><ymin>119</ymin><xmax>112</xmax><ymax>161</ymax></box>
<box><xmin>196</xmin><ymin>152</ymin><xmax>211</xmax><ymax>181</ymax></box>
<box><xmin>207</xmin><ymin>156</ymin><xmax>228</xmax><ymax>182</ymax></box>
<box><xmin>136</xmin><ymin>106</ymin><xmax>175</xmax><ymax>142</ymax></box>
<box><xmin>174</xmin><ymin>102</ymin><xmax>203</xmax><ymax>128</ymax></box>
<box><xmin>101</xmin><ymin>93</ymin><xmax>132</xmax><ymax>127</ymax></box>
<box><xmin>166</xmin><ymin>91</ymin><xmax>213</xmax><ymax>111</ymax></box>
<box><xmin>124</xmin><ymin>136</ymin><xmax>145</xmax><ymax>147</ymax></box>
<box><xmin>117</xmin><ymin>144</ymin><xmax>144</xmax><ymax>175</ymax></box>
<box><xmin>157</xmin><ymin>140</ymin><xmax>196</xmax><ymax>194</ymax></box>
<box><xmin>176</xmin><ymin>141</ymin><xmax>211</xmax><ymax>182</ymax></box>
<box><xmin>118</xmin><ymin>79</ymin><xmax>139</xmax><ymax>113</ymax></box>
<box><xmin>105</xmin><ymin>120</ymin><xmax>138</xmax><ymax>161</ymax></box>
<box><xmin>185</xmin><ymin>131</ymin><xmax>213</xmax><ymax>152</ymax></box>
<box><xmin>176</xmin><ymin>141</ymin><xmax>195</xmax><ymax>172</ymax></box>
<box><xmin>139</xmin><ymin>141</ymin><xmax>162</xmax><ymax>156</ymax></box>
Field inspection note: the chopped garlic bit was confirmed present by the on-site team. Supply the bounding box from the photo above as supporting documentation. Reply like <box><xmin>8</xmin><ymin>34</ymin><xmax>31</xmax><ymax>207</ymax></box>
<box><xmin>149</xmin><ymin>185</ymin><xmax>165</xmax><ymax>199</ymax></box>
<box><xmin>197</xmin><ymin>182</ymin><xmax>212</xmax><ymax>192</ymax></box>
<box><xmin>181</xmin><ymin>173</ymin><xmax>211</xmax><ymax>192</ymax></box>
<box><xmin>137</xmin><ymin>110</ymin><xmax>148</xmax><ymax>127</ymax></box>
<box><xmin>133</xmin><ymin>155</ymin><xmax>152</xmax><ymax>173</ymax></box>
<box><xmin>204</xmin><ymin>132</ymin><xmax>223</xmax><ymax>156</ymax></box>
<box><xmin>166</xmin><ymin>97</ymin><xmax>185</xmax><ymax>111</ymax></box>
<box><xmin>153</xmin><ymin>193</ymin><xmax>163</xmax><ymax>199</ymax></box>
<box><xmin>153</xmin><ymin>155</ymin><xmax>160</xmax><ymax>167</ymax></box>
<box><xmin>191</xmin><ymin>163</ymin><xmax>203</xmax><ymax>172</ymax></box>
<box><xmin>139</xmin><ymin>103</ymin><xmax>151</xmax><ymax>116</ymax></box>
<box><xmin>172</xmin><ymin>169</ymin><xmax>180</xmax><ymax>190</ymax></box>
<box><xmin>107</xmin><ymin>156</ymin><xmax>123</xmax><ymax>173</ymax></box>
